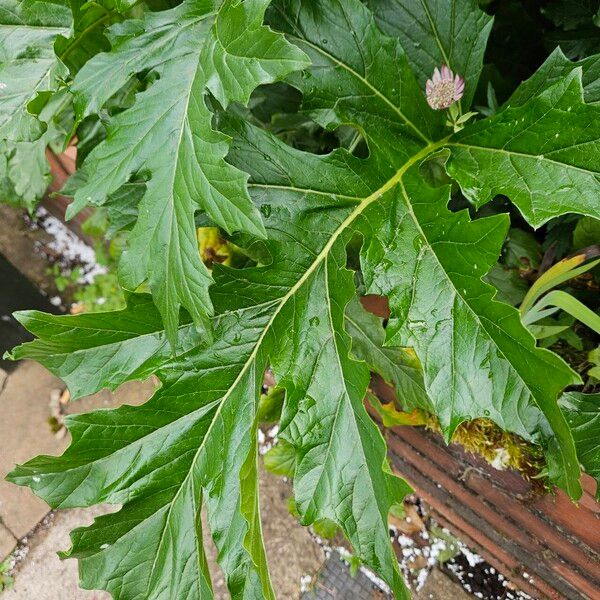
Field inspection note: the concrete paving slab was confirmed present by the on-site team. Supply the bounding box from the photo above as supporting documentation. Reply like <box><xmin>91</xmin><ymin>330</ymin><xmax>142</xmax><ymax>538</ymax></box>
<box><xmin>415</xmin><ymin>567</ymin><xmax>472</xmax><ymax>600</ymax></box>
<box><xmin>0</xmin><ymin>523</ymin><xmax>15</xmax><ymax>560</ymax></box>
<box><xmin>0</xmin><ymin>360</ymin><xmax>156</xmax><ymax>542</ymax></box>
<box><xmin>1</xmin><ymin>508</ymin><xmax>110</xmax><ymax>600</ymax></box>
<box><xmin>0</xmin><ymin>361</ymin><xmax>65</xmax><ymax>539</ymax></box>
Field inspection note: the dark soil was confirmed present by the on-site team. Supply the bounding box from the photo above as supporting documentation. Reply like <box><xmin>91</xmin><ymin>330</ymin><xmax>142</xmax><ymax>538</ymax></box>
<box><xmin>0</xmin><ymin>253</ymin><xmax>60</xmax><ymax>370</ymax></box>
<box><xmin>443</xmin><ymin>554</ymin><xmax>531</xmax><ymax>600</ymax></box>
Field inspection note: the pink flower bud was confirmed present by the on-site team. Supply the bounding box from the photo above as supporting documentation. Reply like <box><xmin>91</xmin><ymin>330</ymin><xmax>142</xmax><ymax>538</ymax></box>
<box><xmin>425</xmin><ymin>65</ymin><xmax>464</xmax><ymax>110</ymax></box>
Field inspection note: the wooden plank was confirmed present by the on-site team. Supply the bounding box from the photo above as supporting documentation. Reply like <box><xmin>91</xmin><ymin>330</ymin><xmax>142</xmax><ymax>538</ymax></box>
<box><xmin>377</xmin><ymin>408</ymin><xmax>600</xmax><ymax>599</ymax></box>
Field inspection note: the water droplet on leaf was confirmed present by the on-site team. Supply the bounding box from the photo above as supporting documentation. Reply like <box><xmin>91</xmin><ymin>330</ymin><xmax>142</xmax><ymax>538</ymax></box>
<box><xmin>407</xmin><ymin>320</ymin><xmax>427</xmax><ymax>331</ymax></box>
<box><xmin>412</xmin><ymin>235</ymin><xmax>424</xmax><ymax>252</ymax></box>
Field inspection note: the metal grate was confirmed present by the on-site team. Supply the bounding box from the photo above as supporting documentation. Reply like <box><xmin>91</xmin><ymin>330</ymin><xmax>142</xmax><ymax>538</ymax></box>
<box><xmin>301</xmin><ymin>554</ymin><xmax>389</xmax><ymax>599</ymax></box>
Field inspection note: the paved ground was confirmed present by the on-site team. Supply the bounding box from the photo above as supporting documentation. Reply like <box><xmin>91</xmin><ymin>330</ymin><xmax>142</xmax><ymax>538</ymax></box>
<box><xmin>2</xmin><ymin>508</ymin><xmax>110</xmax><ymax>600</ymax></box>
<box><xmin>0</xmin><ymin>361</ymin><xmax>154</xmax><ymax>543</ymax></box>
<box><xmin>303</xmin><ymin>554</ymin><xmax>470</xmax><ymax>600</ymax></box>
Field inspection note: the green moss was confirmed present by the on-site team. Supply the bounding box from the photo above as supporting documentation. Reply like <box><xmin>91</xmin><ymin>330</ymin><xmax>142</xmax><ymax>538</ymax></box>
<box><xmin>424</xmin><ymin>415</ymin><xmax>547</xmax><ymax>484</ymax></box>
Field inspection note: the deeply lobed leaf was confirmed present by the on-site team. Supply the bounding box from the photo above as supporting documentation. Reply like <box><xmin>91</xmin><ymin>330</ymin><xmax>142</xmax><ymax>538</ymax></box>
<box><xmin>5</xmin><ymin>0</ymin><xmax>600</xmax><ymax>598</ymax></box>
<box><xmin>447</xmin><ymin>71</ymin><xmax>600</xmax><ymax>226</ymax></box>
<box><xmin>67</xmin><ymin>0</ymin><xmax>309</xmax><ymax>341</ymax></box>
<box><xmin>9</xmin><ymin>123</ymin><xmax>413</xmax><ymax>595</ymax></box>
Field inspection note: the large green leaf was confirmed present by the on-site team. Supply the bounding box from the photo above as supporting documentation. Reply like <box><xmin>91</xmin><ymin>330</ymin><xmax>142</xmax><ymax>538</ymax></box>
<box><xmin>447</xmin><ymin>71</ymin><xmax>600</xmax><ymax>227</ymax></box>
<box><xmin>67</xmin><ymin>0</ymin><xmax>309</xmax><ymax>341</ymax></box>
<box><xmin>559</xmin><ymin>392</ymin><xmax>600</xmax><ymax>500</ymax></box>
<box><xmin>265</xmin><ymin>0</ymin><xmax>582</xmax><ymax>497</ymax></box>
<box><xmin>0</xmin><ymin>0</ymin><xmax>71</xmax><ymax>142</ymax></box>
<box><xmin>366</xmin><ymin>0</ymin><xmax>493</xmax><ymax>108</ymax></box>
<box><xmin>6</xmin><ymin>295</ymin><xmax>200</xmax><ymax>399</ymax></box>
<box><xmin>9</xmin><ymin>0</ymin><xmax>600</xmax><ymax>597</ymax></box>
<box><xmin>8</xmin><ymin>125</ymin><xmax>412</xmax><ymax>597</ymax></box>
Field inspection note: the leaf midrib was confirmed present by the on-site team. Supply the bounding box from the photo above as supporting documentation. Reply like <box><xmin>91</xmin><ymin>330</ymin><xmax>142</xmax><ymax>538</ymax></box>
<box><xmin>417</xmin><ymin>0</ymin><xmax>451</xmax><ymax>67</ymax></box>
<box><xmin>248</xmin><ymin>182</ymin><xmax>362</xmax><ymax>201</ymax></box>
<box><xmin>287</xmin><ymin>34</ymin><xmax>431</xmax><ymax>145</ymax></box>
<box><xmin>451</xmin><ymin>141</ymin><xmax>600</xmax><ymax>176</ymax></box>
